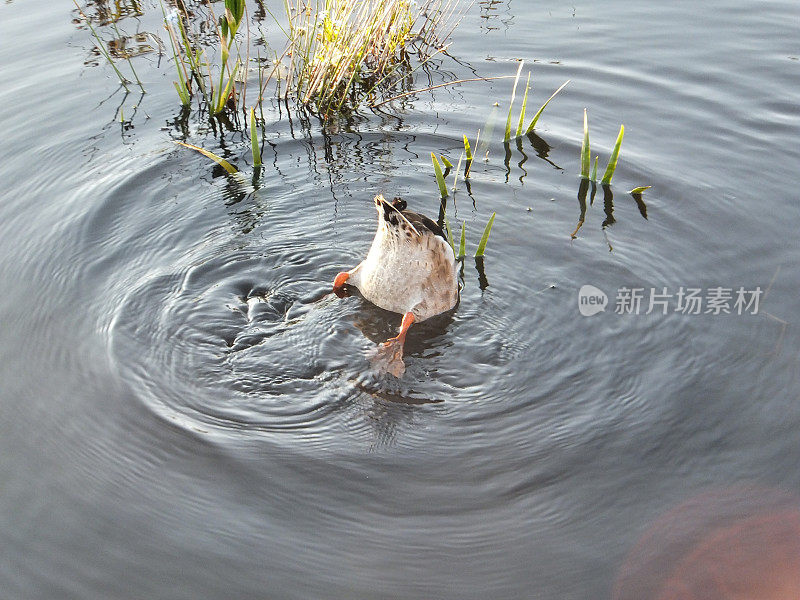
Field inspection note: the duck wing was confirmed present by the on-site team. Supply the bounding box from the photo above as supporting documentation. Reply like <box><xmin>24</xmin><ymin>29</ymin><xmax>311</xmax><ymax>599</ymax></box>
<box><xmin>401</xmin><ymin>210</ymin><xmax>446</xmax><ymax>241</ymax></box>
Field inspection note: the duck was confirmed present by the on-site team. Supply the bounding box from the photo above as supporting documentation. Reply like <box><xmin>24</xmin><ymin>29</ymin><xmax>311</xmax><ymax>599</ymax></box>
<box><xmin>333</xmin><ymin>194</ymin><xmax>459</xmax><ymax>376</ymax></box>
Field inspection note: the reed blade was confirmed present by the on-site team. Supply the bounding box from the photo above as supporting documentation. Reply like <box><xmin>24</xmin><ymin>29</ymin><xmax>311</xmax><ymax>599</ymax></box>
<box><xmin>175</xmin><ymin>141</ymin><xmax>238</xmax><ymax>174</ymax></box>
<box><xmin>515</xmin><ymin>72</ymin><xmax>531</xmax><ymax>138</ymax></box>
<box><xmin>444</xmin><ymin>216</ymin><xmax>455</xmax><ymax>253</ymax></box>
<box><xmin>580</xmin><ymin>108</ymin><xmax>591</xmax><ymax>179</ymax></box>
<box><xmin>464</xmin><ymin>132</ymin><xmax>476</xmax><ymax>178</ymax></box>
<box><xmin>250</xmin><ymin>107</ymin><xmax>262</xmax><ymax>168</ymax></box>
<box><xmin>173</xmin><ymin>81</ymin><xmax>190</xmax><ymax>106</ymax></box>
<box><xmin>452</xmin><ymin>153</ymin><xmax>463</xmax><ymax>192</ymax></box>
<box><xmin>475</xmin><ymin>212</ymin><xmax>496</xmax><ymax>258</ymax></box>
<box><xmin>525</xmin><ymin>80</ymin><xmax>570</xmax><ymax>134</ymax></box>
<box><xmin>458</xmin><ymin>221</ymin><xmax>466</xmax><ymax>259</ymax></box>
<box><xmin>601</xmin><ymin>125</ymin><xmax>625</xmax><ymax>185</ymax></box>
<box><xmin>431</xmin><ymin>152</ymin><xmax>448</xmax><ymax>198</ymax></box>
<box><xmin>629</xmin><ymin>185</ymin><xmax>652</xmax><ymax>194</ymax></box>
<box><xmin>441</xmin><ymin>155</ymin><xmax>453</xmax><ymax>168</ymax></box>
<box><xmin>504</xmin><ymin>61</ymin><xmax>524</xmax><ymax>142</ymax></box>
<box><xmin>463</xmin><ymin>134</ymin><xmax>472</xmax><ymax>161</ymax></box>
<box><xmin>591</xmin><ymin>155</ymin><xmax>598</xmax><ymax>182</ymax></box>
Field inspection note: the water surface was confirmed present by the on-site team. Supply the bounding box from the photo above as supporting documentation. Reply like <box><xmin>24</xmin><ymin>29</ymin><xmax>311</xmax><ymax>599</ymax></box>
<box><xmin>0</xmin><ymin>1</ymin><xmax>799</xmax><ymax>598</ymax></box>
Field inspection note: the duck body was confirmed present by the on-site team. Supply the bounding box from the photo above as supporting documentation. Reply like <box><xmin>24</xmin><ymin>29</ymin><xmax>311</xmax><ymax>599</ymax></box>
<box><xmin>348</xmin><ymin>199</ymin><xmax>458</xmax><ymax>320</ymax></box>
<box><xmin>332</xmin><ymin>194</ymin><xmax>459</xmax><ymax>376</ymax></box>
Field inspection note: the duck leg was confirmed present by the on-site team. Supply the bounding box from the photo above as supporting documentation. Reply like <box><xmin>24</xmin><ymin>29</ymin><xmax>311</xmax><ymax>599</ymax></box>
<box><xmin>372</xmin><ymin>312</ymin><xmax>415</xmax><ymax>377</ymax></box>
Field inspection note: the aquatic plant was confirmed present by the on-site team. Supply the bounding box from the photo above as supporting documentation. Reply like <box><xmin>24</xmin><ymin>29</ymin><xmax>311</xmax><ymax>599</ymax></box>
<box><xmin>212</xmin><ymin>0</ymin><xmax>246</xmax><ymax>115</ymax></box>
<box><xmin>463</xmin><ymin>134</ymin><xmax>473</xmax><ymax>161</ymax></box>
<box><xmin>504</xmin><ymin>61</ymin><xmax>524</xmax><ymax>142</ymax></box>
<box><xmin>272</xmin><ymin>0</ymin><xmax>465</xmax><ymax>115</ymax></box>
<box><xmin>503</xmin><ymin>61</ymin><xmax>569</xmax><ymax>142</ymax></box>
<box><xmin>451</xmin><ymin>153</ymin><xmax>463</xmax><ymax>192</ymax></box>
<box><xmin>249</xmin><ymin>107</ymin><xmax>262</xmax><ymax>168</ymax></box>
<box><xmin>601</xmin><ymin>125</ymin><xmax>624</xmax><ymax>185</ymax></box>
<box><xmin>525</xmin><ymin>80</ymin><xmax>569</xmax><ymax>134</ymax></box>
<box><xmin>431</xmin><ymin>153</ymin><xmax>448</xmax><ymax>198</ymax></box>
<box><xmin>629</xmin><ymin>185</ymin><xmax>651</xmax><ymax>194</ymax></box>
<box><xmin>458</xmin><ymin>221</ymin><xmax>466</xmax><ymax>259</ymax></box>
<box><xmin>580</xmin><ymin>108</ymin><xmax>591</xmax><ymax>179</ymax></box>
<box><xmin>475</xmin><ymin>212</ymin><xmax>496</xmax><ymax>257</ymax></box>
<box><xmin>580</xmin><ymin>111</ymin><xmax>625</xmax><ymax>184</ymax></box>
<box><xmin>162</xmin><ymin>8</ymin><xmax>191</xmax><ymax>106</ymax></box>
<box><xmin>175</xmin><ymin>141</ymin><xmax>238</xmax><ymax>174</ymax></box>
<box><xmin>161</xmin><ymin>0</ymin><xmax>246</xmax><ymax>116</ymax></box>
<box><xmin>463</xmin><ymin>131</ymin><xmax>478</xmax><ymax>178</ymax></box>
<box><xmin>444</xmin><ymin>216</ymin><xmax>455</xmax><ymax>253</ymax></box>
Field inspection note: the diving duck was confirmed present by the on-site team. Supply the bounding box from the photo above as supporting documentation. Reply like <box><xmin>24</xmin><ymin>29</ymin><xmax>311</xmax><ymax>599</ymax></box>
<box><xmin>333</xmin><ymin>194</ymin><xmax>459</xmax><ymax>376</ymax></box>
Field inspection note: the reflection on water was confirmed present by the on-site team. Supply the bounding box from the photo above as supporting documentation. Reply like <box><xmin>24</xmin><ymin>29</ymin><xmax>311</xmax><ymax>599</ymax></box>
<box><xmin>75</xmin><ymin>0</ymin><xmax>143</xmax><ymax>26</ymax></box>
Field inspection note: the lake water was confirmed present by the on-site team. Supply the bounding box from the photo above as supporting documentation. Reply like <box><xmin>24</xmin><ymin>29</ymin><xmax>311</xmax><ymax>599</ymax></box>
<box><xmin>1</xmin><ymin>1</ymin><xmax>799</xmax><ymax>598</ymax></box>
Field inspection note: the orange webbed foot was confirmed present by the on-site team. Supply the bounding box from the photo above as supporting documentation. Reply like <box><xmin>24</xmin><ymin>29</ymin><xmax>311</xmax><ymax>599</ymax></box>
<box><xmin>369</xmin><ymin>312</ymin><xmax>415</xmax><ymax>378</ymax></box>
<box><xmin>371</xmin><ymin>337</ymin><xmax>406</xmax><ymax>378</ymax></box>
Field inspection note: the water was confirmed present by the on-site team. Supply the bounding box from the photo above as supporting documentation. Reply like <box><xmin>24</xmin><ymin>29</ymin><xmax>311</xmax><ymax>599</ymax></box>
<box><xmin>1</xmin><ymin>1</ymin><xmax>799</xmax><ymax>598</ymax></box>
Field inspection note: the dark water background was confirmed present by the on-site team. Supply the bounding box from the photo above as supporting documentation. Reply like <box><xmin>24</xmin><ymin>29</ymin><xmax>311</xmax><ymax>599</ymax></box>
<box><xmin>1</xmin><ymin>1</ymin><xmax>799</xmax><ymax>598</ymax></box>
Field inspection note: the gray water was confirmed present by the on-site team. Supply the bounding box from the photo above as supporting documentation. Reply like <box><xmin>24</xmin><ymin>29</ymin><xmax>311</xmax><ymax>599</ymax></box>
<box><xmin>1</xmin><ymin>1</ymin><xmax>799</xmax><ymax>598</ymax></box>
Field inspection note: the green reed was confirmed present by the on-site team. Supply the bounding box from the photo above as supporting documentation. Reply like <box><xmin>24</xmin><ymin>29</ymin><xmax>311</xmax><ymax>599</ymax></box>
<box><xmin>601</xmin><ymin>125</ymin><xmax>624</xmax><ymax>185</ymax></box>
<box><xmin>175</xmin><ymin>141</ymin><xmax>238</xmax><ymax>174</ymax></box>
<box><xmin>504</xmin><ymin>61</ymin><xmax>524</xmax><ymax>142</ymax></box>
<box><xmin>249</xmin><ymin>106</ymin><xmax>262</xmax><ymax>168</ymax></box>
<box><xmin>580</xmin><ymin>108</ymin><xmax>591</xmax><ymax>178</ymax></box>
<box><xmin>475</xmin><ymin>212</ymin><xmax>496</xmax><ymax>258</ymax></box>
<box><xmin>444</xmin><ymin>216</ymin><xmax>455</xmax><ymax>253</ymax></box>
<box><xmin>271</xmin><ymin>0</ymin><xmax>463</xmax><ymax>116</ymax></box>
<box><xmin>162</xmin><ymin>0</ymin><xmax>245</xmax><ymax>116</ymax></box>
<box><xmin>525</xmin><ymin>80</ymin><xmax>569</xmax><ymax>134</ymax></box>
<box><xmin>463</xmin><ymin>130</ymin><xmax>478</xmax><ymax>178</ymax></box>
<box><xmin>431</xmin><ymin>153</ymin><xmax>448</xmax><ymax>198</ymax></box>
<box><xmin>504</xmin><ymin>61</ymin><xmax>569</xmax><ymax>142</ymax></box>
